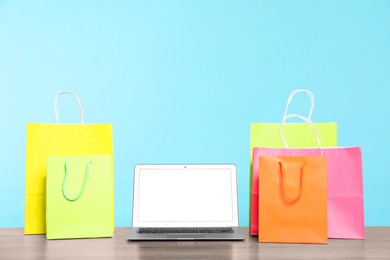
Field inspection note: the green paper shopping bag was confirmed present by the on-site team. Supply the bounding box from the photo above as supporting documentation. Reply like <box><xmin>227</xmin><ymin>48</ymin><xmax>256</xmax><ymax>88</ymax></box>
<box><xmin>46</xmin><ymin>155</ymin><xmax>113</xmax><ymax>239</ymax></box>
<box><xmin>249</xmin><ymin>90</ymin><xmax>337</xmax><ymax>235</ymax></box>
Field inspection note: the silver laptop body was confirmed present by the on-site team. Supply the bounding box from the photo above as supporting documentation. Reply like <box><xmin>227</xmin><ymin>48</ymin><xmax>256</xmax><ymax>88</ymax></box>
<box><xmin>127</xmin><ymin>164</ymin><xmax>245</xmax><ymax>241</ymax></box>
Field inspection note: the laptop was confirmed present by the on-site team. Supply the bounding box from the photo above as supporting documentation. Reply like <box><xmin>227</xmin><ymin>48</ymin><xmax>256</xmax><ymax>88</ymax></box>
<box><xmin>127</xmin><ymin>164</ymin><xmax>245</xmax><ymax>241</ymax></box>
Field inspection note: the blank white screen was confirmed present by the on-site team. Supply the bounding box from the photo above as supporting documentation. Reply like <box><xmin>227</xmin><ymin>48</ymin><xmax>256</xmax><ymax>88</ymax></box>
<box><xmin>137</xmin><ymin>169</ymin><xmax>234</xmax><ymax>223</ymax></box>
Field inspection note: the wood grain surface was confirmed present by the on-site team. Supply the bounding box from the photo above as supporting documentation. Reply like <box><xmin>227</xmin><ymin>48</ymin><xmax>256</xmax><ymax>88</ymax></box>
<box><xmin>0</xmin><ymin>227</ymin><xmax>389</xmax><ymax>260</ymax></box>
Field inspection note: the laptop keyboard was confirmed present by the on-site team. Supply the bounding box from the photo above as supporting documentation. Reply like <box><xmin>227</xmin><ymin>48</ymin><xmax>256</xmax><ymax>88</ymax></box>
<box><xmin>138</xmin><ymin>227</ymin><xmax>234</xmax><ymax>234</ymax></box>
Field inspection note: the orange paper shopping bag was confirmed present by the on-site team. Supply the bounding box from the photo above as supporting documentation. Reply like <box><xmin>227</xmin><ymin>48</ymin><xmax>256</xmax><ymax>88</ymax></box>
<box><xmin>258</xmin><ymin>156</ymin><xmax>328</xmax><ymax>244</ymax></box>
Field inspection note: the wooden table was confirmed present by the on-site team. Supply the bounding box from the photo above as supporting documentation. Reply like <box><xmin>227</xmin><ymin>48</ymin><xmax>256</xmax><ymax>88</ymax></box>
<box><xmin>1</xmin><ymin>227</ymin><xmax>389</xmax><ymax>259</ymax></box>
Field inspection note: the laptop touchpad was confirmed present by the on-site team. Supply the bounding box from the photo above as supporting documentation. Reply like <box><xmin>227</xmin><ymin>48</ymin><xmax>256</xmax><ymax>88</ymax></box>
<box><xmin>166</xmin><ymin>234</ymin><xmax>206</xmax><ymax>239</ymax></box>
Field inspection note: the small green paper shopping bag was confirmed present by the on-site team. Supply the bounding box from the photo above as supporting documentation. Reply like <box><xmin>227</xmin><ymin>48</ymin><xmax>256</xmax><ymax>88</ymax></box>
<box><xmin>46</xmin><ymin>155</ymin><xmax>113</xmax><ymax>240</ymax></box>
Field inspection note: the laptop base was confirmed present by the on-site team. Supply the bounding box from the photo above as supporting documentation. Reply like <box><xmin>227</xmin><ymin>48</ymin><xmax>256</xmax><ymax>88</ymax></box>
<box><xmin>126</xmin><ymin>227</ymin><xmax>245</xmax><ymax>241</ymax></box>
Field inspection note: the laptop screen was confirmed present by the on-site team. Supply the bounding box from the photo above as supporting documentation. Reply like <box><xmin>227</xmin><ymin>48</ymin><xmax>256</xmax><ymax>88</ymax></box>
<box><xmin>132</xmin><ymin>165</ymin><xmax>239</xmax><ymax>227</ymax></box>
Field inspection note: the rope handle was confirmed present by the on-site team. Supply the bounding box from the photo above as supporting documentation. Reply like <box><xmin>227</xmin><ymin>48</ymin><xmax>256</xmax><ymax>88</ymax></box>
<box><xmin>279</xmin><ymin>114</ymin><xmax>322</xmax><ymax>148</ymax></box>
<box><xmin>279</xmin><ymin>161</ymin><xmax>306</xmax><ymax>203</ymax></box>
<box><xmin>54</xmin><ymin>91</ymin><xmax>84</xmax><ymax>124</ymax></box>
<box><xmin>62</xmin><ymin>160</ymin><xmax>92</xmax><ymax>201</ymax></box>
<box><xmin>282</xmin><ymin>89</ymin><xmax>315</xmax><ymax>121</ymax></box>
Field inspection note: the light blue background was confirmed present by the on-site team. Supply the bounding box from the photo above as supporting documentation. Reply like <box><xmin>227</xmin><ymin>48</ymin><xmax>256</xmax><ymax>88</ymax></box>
<box><xmin>1</xmin><ymin>1</ymin><xmax>389</xmax><ymax>227</ymax></box>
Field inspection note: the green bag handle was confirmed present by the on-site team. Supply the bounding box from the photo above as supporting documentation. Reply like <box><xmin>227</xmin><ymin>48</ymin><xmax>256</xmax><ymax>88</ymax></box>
<box><xmin>279</xmin><ymin>161</ymin><xmax>306</xmax><ymax>203</ymax></box>
<box><xmin>282</xmin><ymin>89</ymin><xmax>315</xmax><ymax>120</ymax></box>
<box><xmin>62</xmin><ymin>160</ymin><xmax>92</xmax><ymax>201</ymax></box>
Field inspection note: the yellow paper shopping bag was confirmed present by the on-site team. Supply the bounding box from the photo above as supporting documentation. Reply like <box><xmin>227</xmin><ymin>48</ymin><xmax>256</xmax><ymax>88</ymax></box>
<box><xmin>25</xmin><ymin>92</ymin><xmax>114</xmax><ymax>234</ymax></box>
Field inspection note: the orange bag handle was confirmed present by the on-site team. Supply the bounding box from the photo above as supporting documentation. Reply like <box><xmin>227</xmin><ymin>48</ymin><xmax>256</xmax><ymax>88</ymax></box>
<box><xmin>279</xmin><ymin>161</ymin><xmax>306</xmax><ymax>203</ymax></box>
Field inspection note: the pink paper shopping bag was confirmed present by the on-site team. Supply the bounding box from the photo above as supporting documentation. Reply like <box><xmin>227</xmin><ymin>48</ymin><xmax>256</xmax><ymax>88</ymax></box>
<box><xmin>252</xmin><ymin>115</ymin><xmax>364</xmax><ymax>239</ymax></box>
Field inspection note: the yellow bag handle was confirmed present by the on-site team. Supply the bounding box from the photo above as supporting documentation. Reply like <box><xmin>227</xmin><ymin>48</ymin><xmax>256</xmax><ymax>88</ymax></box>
<box><xmin>54</xmin><ymin>91</ymin><xmax>84</xmax><ymax>124</ymax></box>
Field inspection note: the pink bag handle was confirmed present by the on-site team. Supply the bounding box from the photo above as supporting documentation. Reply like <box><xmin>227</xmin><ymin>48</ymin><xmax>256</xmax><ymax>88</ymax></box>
<box><xmin>54</xmin><ymin>91</ymin><xmax>84</xmax><ymax>124</ymax></box>
<box><xmin>280</xmin><ymin>114</ymin><xmax>322</xmax><ymax>148</ymax></box>
<box><xmin>282</xmin><ymin>89</ymin><xmax>315</xmax><ymax>120</ymax></box>
<box><xmin>279</xmin><ymin>161</ymin><xmax>306</xmax><ymax>203</ymax></box>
